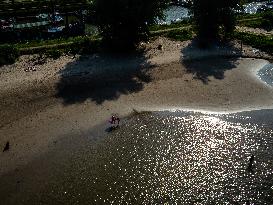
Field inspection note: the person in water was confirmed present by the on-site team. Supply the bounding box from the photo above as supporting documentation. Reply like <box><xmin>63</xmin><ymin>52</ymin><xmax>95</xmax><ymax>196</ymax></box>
<box><xmin>247</xmin><ymin>155</ymin><xmax>255</xmax><ymax>173</ymax></box>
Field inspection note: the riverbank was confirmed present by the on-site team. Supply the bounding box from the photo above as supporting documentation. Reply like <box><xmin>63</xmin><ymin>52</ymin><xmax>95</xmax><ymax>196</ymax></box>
<box><xmin>0</xmin><ymin>37</ymin><xmax>273</xmax><ymax>177</ymax></box>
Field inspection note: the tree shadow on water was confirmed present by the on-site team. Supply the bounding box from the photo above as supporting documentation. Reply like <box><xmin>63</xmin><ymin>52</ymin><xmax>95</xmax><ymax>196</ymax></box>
<box><xmin>55</xmin><ymin>51</ymin><xmax>153</xmax><ymax>105</ymax></box>
<box><xmin>181</xmin><ymin>39</ymin><xmax>242</xmax><ymax>84</ymax></box>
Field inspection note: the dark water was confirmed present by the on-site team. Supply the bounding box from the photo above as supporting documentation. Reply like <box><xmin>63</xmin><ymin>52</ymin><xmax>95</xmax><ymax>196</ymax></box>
<box><xmin>4</xmin><ymin>110</ymin><xmax>273</xmax><ymax>205</ymax></box>
<box><xmin>258</xmin><ymin>64</ymin><xmax>273</xmax><ymax>87</ymax></box>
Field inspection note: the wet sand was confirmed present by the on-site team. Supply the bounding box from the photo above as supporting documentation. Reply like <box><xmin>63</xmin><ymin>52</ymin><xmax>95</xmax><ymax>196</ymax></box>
<box><xmin>0</xmin><ymin>37</ymin><xmax>273</xmax><ymax>204</ymax></box>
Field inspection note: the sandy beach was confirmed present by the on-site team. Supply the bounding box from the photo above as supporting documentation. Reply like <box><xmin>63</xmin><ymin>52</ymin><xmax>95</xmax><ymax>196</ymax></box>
<box><xmin>0</xmin><ymin>36</ymin><xmax>273</xmax><ymax>177</ymax></box>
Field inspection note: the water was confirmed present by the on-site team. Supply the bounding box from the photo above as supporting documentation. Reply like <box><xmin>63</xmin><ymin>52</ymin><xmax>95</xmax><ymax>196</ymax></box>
<box><xmin>244</xmin><ymin>2</ymin><xmax>268</xmax><ymax>14</ymax></box>
<box><xmin>6</xmin><ymin>110</ymin><xmax>272</xmax><ymax>205</ymax></box>
<box><xmin>258</xmin><ymin>64</ymin><xmax>273</xmax><ymax>86</ymax></box>
<box><xmin>162</xmin><ymin>2</ymin><xmax>269</xmax><ymax>25</ymax></box>
<box><xmin>159</xmin><ymin>6</ymin><xmax>190</xmax><ymax>24</ymax></box>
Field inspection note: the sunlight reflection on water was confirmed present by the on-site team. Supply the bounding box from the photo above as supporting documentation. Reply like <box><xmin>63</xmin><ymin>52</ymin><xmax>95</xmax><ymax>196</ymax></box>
<box><xmin>258</xmin><ymin>64</ymin><xmax>273</xmax><ymax>87</ymax></box>
<box><xmin>37</xmin><ymin>111</ymin><xmax>273</xmax><ymax>205</ymax></box>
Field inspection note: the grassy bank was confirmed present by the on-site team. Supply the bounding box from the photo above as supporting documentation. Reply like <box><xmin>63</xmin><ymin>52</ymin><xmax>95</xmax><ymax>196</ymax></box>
<box><xmin>0</xmin><ymin>36</ymin><xmax>101</xmax><ymax>66</ymax></box>
<box><xmin>237</xmin><ymin>11</ymin><xmax>273</xmax><ymax>30</ymax></box>
<box><xmin>0</xmin><ymin>21</ymin><xmax>193</xmax><ymax>61</ymax></box>
<box><xmin>152</xmin><ymin>28</ymin><xmax>194</xmax><ymax>42</ymax></box>
<box><xmin>1</xmin><ymin>19</ymin><xmax>272</xmax><ymax>66</ymax></box>
<box><xmin>232</xmin><ymin>31</ymin><xmax>273</xmax><ymax>54</ymax></box>
<box><xmin>149</xmin><ymin>20</ymin><xmax>191</xmax><ymax>32</ymax></box>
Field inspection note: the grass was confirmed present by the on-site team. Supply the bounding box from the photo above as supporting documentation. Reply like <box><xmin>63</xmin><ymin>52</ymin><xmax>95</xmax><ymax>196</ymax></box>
<box><xmin>12</xmin><ymin>21</ymin><xmax>192</xmax><ymax>52</ymax></box>
<box><xmin>237</xmin><ymin>13</ymin><xmax>263</xmax><ymax>20</ymax></box>
<box><xmin>149</xmin><ymin>20</ymin><xmax>191</xmax><ymax>32</ymax></box>
<box><xmin>14</xmin><ymin>35</ymin><xmax>98</xmax><ymax>49</ymax></box>
<box><xmin>164</xmin><ymin>29</ymin><xmax>194</xmax><ymax>41</ymax></box>
<box><xmin>236</xmin><ymin>13</ymin><xmax>263</xmax><ymax>28</ymax></box>
<box><xmin>15</xmin><ymin>37</ymin><xmax>78</xmax><ymax>49</ymax></box>
<box><xmin>1</xmin><ymin>14</ymin><xmax>272</xmax><ymax>66</ymax></box>
<box><xmin>237</xmin><ymin>11</ymin><xmax>273</xmax><ymax>30</ymax></box>
<box><xmin>237</xmin><ymin>17</ymin><xmax>264</xmax><ymax>28</ymax></box>
<box><xmin>12</xmin><ymin>35</ymin><xmax>102</xmax><ymax>57</ymax></box>
<box><xmin>232</xmin><ymin>31</ymin><xmax>273</xmax><ymax>54</ymax></box>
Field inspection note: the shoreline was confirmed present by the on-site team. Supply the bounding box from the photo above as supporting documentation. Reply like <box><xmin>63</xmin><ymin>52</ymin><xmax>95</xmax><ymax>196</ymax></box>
<box><xmin>1</xmin><ymin>108</ymin><xmax>273</xmax><ymax>204</ymax></box>
<box><xmin>1</xmin><ymin>37</ymin><xmax>273</xmax><ymax>176</ymax></box>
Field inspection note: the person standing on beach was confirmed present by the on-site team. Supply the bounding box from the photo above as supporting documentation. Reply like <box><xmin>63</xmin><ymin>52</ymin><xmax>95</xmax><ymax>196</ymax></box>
<box><xmin>116</xmin><ymin>117</ymin><xmax>120</xmax><ymax>125</ymax></box>
<box><xmin>110</xmin><ymin>115</ymin><xmax>116</xmax><ymax>124</ymax></box>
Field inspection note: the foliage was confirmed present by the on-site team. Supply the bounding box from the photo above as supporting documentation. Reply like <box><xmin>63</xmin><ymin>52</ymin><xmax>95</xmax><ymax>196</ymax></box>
<box><xmin>14</xmin><ymin>35</ymin><xmax>98</xmax><ymax>49</ymax></box>
<box><xmin>233</xmin><ymin>31</ymin><xmax>273</xmax><ymax>54</ymax></box>
<box><xmin>91</xmin><ymin>0</ymin><xmax>169</xmax><ymax>50</ymax></box>
<box><xmin>190</xmin><ymin>0</ymin><xmax>240</xmax><ymax>46</ymax></box>
<box><xmin>16</xmin><ymin>36</ymin><xmax>101</xmax><ymax>56</ymax></box>
<box><xmin>165</xmin><ymin>29</ymin><xmax>193</xmax><ymax>41</ymax></box>
<box><xmin>0</xmin><ymin>45</ymin><xmax>20</xmax><ymax>66</ymax></box>
<box><xmin>149</xmin><ymin>20</ymin><xmax>192</xmax><ymax>31</ymax></box>
<box><xmin>68</xmin><ymin>37</ymin><xmax>101</xmax><ymax>55</ymax></box>
<box><xmin>45</xmin><ymin>49</ymin><xmax>63</xmax><ymax>59</ymax></box>
<box><xmin>237</xmin><ymin>18</ymin><xmax>264</xmax><ymax>28</ymax></box>
<box><xmin>261</xmin><ymin>11</ymin><xmax>273</xmax><ymax>31</ymax></box>
<box><xmin>238</xmin><ymin>11</ymin><xmax>273</xmax><ymax>31</ymax></box>
<box><xmin>237</xmin><ymin>13</ymin><xmax>263</xmax><ymax>20</ymax></box>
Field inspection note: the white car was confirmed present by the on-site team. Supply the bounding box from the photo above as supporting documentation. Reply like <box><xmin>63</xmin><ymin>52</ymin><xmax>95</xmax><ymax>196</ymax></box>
<box><xmin>36</xmin><ymin>13</ymin><xmax>48</xmax><ymax>19</ymax></box>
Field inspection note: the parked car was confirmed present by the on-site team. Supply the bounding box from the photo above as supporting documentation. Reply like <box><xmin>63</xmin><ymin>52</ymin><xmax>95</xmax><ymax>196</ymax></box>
<box><xmin>36</xmin><ymin>12</ymin><xmax>63</xmax><ymax>22</ymax></box>
<box><xmin>36</xmin><ymin>13</ymin><xmax>48</xmax><ymax>20</ymax></box>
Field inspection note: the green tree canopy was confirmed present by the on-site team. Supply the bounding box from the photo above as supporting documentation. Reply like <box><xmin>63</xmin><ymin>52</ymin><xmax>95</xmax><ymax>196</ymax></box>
<box><xmin>191</xmin><ymin>0</ymin><xmax>241</xmax><ymax>45</ymax></box>
<box><xmin>91</xmin><ymin>0</ymin><xmax>169</xmax><ymax>50</ymax></box>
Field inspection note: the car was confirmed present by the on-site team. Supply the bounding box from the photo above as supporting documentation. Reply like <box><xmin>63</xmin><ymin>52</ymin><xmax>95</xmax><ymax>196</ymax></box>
<box><xmin>36</xmin><ymin>13</ymin><xmax>48</xmax><ymax>19</ymax></box>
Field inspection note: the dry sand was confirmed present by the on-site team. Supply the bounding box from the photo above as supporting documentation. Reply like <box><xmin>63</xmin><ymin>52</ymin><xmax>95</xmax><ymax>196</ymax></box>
<box><xmin>0</xmin><ymin>37</ymin><xmax>273</xmax><ymax>175</ymax></box>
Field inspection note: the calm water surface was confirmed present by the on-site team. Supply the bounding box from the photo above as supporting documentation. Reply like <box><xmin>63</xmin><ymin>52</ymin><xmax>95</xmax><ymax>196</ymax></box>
<box><xmin>17</xmin><ymin>110</ymin><xmax>273</xmax><ymax>205</ymax></box>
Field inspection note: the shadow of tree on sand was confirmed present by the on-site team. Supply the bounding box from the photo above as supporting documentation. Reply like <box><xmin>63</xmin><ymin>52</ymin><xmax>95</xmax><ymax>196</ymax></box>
<box><xmin>181</xmin><ymin>40</ymin><xmax>242</xmax><ymax>84</ymax></box>
<box><xmin>55</xmin><ymin>51</ymin><xmax>154</xmax><ymax>105</ymax></box>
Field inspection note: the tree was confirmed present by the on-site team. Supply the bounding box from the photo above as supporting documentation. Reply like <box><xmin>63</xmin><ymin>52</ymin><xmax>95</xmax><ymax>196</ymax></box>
<box><xmin>190</xmin><ymin>0</ymin><xmax>241</xmax><ymax>45</ymax></box>
<box><xmin>91</xmin><ymin>0</ymin><xmax>169</xmax><ymax>50</ymax></box>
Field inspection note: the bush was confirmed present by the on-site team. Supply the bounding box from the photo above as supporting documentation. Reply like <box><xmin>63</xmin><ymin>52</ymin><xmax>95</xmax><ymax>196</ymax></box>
<box><xmin>166</xmin><ymin>29</ymin><xmax>193</xmax><ymax>41</ymax></box>
<box><xmin>45</xmin><ymin>49</ymin><xmax>63</xmax><ymax>59</ymax></box>
<box><xmin>67</xmin><ymin>37</ymin><xmax>101</xmax><ymax>55</ymax></box>
<box><xmin>0</xmin><ymin>45</ymin><xmax>20</xmax><ymax>66</ymax></box>
<box><xmin>261</xmin><ymin>11</ymin><xmax>273</xmax><ymax>31</ymax></box>
<box><xmin>74</xmin><ymin>37</ymin><xmax>100</xmax><ymax>54</ymax></box>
